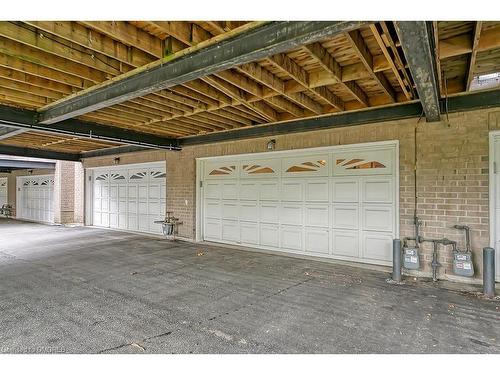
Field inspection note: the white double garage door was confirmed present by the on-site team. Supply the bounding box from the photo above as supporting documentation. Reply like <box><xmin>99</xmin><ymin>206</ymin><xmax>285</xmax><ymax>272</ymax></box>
<box><xmin>16</xmin><ymin>175</ymin><xmax>55</xmax><ymax>223</ymax></box>
<box><xmin>88</xmin><ymin>162</ymin><xmax>166</xmax><ymax>234</ymax></box>
<box><xmin>200</xmin><ymin>142</ymin><xmax>398</xmax><ymax>266</ymax></box>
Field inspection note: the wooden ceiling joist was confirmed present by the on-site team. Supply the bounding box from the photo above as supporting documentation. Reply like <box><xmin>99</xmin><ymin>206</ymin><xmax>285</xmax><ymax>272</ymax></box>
<box><xmin>303</xmin><ymin>42</ymin><xmax>368</xmax><ymax>106</ymax></box>
<box><xmin>439</xmin><ymin>25</ymin><xmax>500</xmax><ymax>59</ymax></box>
<box><xmin>345</xmin><ymin>29</ymin><xmax>396</xmax><ymax>103</ymax></box>
<box><xmin>466</xmin><ymin>21</ymin><xmax>482</xmax><ymax>91</ymax></box>
<box><xmin>37</xmin><ymin>21</ymin><xmax>366</xmax><ymax>124</ymax></box>
<box><xmin>369</xmin><ymin>23</ymin><xmax>414</xmax><ymax>100</ymax></box>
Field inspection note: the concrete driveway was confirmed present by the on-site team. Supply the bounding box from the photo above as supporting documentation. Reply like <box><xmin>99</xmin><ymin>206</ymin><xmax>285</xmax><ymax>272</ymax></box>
<box><xmin>0</xmin><ymin>218</ymin><xmax>498</xmax><ymax>353</ymax></box>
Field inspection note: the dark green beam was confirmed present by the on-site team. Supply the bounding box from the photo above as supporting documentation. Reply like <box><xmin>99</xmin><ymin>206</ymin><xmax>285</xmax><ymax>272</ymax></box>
<box><xmin>80</xmin><ymin>145</ymin><xmax>149</xmax><ymax>159</ymax></box>
<box><xmin>38</xmin><ymin>21</ymin><xmax>366</xmax><ymax>124</ymax></box>
<box><xmin>180</xmin><ymin>89</ymin><xmax>500</xmax><ymax>146</ymax></box>
<box><xmin>0</xmin><ymin>145</ymin><xmax>80</xmax><ymax>161</ymax></box>
<box><xmin>0</xmin><ymin>105</ymin><xmax>180</xmax><ymax>150</ymax></box>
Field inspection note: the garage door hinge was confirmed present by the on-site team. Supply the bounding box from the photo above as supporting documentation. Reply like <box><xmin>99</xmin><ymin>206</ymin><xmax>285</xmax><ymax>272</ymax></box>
<box><xmin>200</xmin><ymin>180</ymin><xmax>203</xmax><ymax>188</ymax></box>
<box><xmin>494</xmin><ymin>162</ymin><xmax>498</xmax><ymax>174</ymax></box>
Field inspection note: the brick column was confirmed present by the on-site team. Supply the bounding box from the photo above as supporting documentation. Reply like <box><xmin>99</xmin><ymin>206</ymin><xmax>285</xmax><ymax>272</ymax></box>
<box><xmin>53</xmin><ymin>160</ymin><xmax>85</xmax><ymax>225</ymax></box>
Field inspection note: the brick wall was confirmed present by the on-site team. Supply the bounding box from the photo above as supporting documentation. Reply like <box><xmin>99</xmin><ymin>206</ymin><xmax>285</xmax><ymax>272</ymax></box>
<box><xmin>73</xmin><ymin>162</ymin><xmax>85</xmax><ymax>224</ymax></box>
<box><xmin>83</xmin><ymin>107</ymin><xmax>500</xmax><ymax>281</ymax></box>
<box><xmin>53</xmin><ymin>160</ymin><xmax>86</xmax><ymax>225</ymax></box>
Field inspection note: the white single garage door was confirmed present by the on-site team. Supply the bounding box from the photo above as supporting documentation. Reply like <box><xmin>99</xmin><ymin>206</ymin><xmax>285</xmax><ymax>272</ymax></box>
<box><xmin>16</xmin><ymin>175</ymin><xmax>55</xmax><ymax>223</ymax></box>
<box><xmin>0</xmin><ymin>177</ymin><xmax>7</xmax><ymax>207</ymax></box>
<box><xmin>199</xmin><ymin>141</ymin><xmax>398</xmax><ymax>266</ymax></box>
<box><xmin>90</xmin><ymin>162</ymin><xmax>166</xmax><ymax>234</ymax></box>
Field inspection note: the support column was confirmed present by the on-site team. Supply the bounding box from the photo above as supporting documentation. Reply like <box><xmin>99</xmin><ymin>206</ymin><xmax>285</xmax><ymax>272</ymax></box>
<box><xmin>53</xmin><ymin>160</ymin><xmax>84</xmax><ymax>225</ymax></box>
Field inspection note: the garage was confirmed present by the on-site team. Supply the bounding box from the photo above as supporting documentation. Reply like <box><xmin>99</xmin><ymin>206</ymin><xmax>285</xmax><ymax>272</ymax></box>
<box><xmin>87</xmin><ymin>162</ymin><xmax>166</xmax><ymax>234</ymax></box>
<box><xmin>16</xmin><ymin>174</ymin><xmax>55</xmax><ymax>223</ymax></box>
<box><xmin>199</xmin><ymin>141</ymin><xmax>398</xmax><ymax>266</ymax></box>
<box><xmin>0</xmin><ymin>11</ymin><xmax>499</xmax><ymax>360</ymax></box>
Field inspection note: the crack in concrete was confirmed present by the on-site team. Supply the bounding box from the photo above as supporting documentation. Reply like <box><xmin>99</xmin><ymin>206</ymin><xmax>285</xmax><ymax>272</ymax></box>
<box><xmin>94</xmin><ymin>277</ymin><xmax>313</xmax><ymax>353</ymax></box>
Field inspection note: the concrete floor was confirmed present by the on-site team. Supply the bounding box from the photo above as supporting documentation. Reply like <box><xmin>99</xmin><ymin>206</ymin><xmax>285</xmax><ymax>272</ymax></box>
<box><xmin>0</xmin><ymin>218</ymin><xmax>498</xmax><ymax>354</ymax></box>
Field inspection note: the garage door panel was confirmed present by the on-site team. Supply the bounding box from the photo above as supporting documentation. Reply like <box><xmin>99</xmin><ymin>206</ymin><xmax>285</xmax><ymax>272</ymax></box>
<box><xmin>222</xmin><ymin>183</ymin><xmax>238</xmax><ymax>199</ymax></box>
<box><xmin>362</xmin><ymin>233</ymin><xmax>393</xmax><ymax>262</ymax></box>
<box><xmin>222</xmin><ymin>201</ymin><xmax>239</xmax><ymax>220</ymax></box>
<box><xmin>332</xmin><ymin>180</ymin><xmax>359</xmax><ymax>202</ymax></box>
<box><xmin>137</xmin><ymin>201</ymin><xmax>147</xmax><ymax>215</ymax></box>
<box><xmin>362</xmin><ymin>178</ymin><xmax>393</xmax><ymax>203</ymax></box>
<box><xmin>363</xmin><ymin>205</ymin><xmax>393</xmax><ymax>232</ymax></box>
<box><xmin>240</xmin><ymin>182</ymin><xmax>258</xmax><ymax>200</ymax></box>
<box><xmin>260</xmin><ymin>181</ymin><xmax>279</xmax><ymax>200</ymax></box>
<box><xmin>260</xmin><ymin>203</ymin><xmax>279</xmax><ymax>223</ymax></box>
<box><xmin>101</xmin><ymin>186</ymin><xmax>109</xmax><ymax>198</ymax></box>
<box><xmin>110</xmin><ymin>213</ymin><xmax>118</xmax><ymax>228</ymax></box>
<box><xmin>305</xmin><ymin>180</ymin><xmax>329</xmax><ymax>202</ymax></box>
<box><xmin>205</xmin><ymin>182</ymin><xmax>221</xmax><ymax>199</ymax></box>
<box><xmin>260</xmin><ymin>224</ymin><xmax>279</xmax><ymax>247</ymax></box>
<box><xmin>128</xmin><ymin>215</ymin><xmax>138</xmax><ymax>230</ymax></box>
<box><xmin>240</xmin><ymin>202</ymin><xmax>258</xmax><ymax>221</ymax></box>
<box><xmin>281</xmin><ymin>204</ymin><xmax>302</xmax><ymax>225</ymax></box>
<box><xmin>281</xmin><ymin>225</ymin><xmax>302</xmax><ymax>250</ymax></box>
<box><xmin>110</xmin><ymin>186</ymin><xmax>118</xmax><ymax>198</ymax></box>
<box><xmin>118</xmin><ymin>214</ymin><xmax>127</xmax><ymax>229</ymax></box>
<box><xmin>128</xmin><ymin>201</ymin><xmax>137</xmax><ymax>213</ymax></box>
<box><xmin>305</xmin><ymin>228</ymin><xmax>330</xmax><ymax>254</ymax></box>
<box><xmin>138</xmin><ymin>186</ymin><xmax>148</xmax><ymax>199</ymax></box>
<box><xmin>305</xmin><ymin>205</ymin><xmax>329</xmax><ymax>227</ymax></box>
<box><xmin>138</xmin><ymin>215</ymin><xmax>149</xmax><ymax>231</ymax></box>
<box><xmin>205</xmin><ymin>218</ymin><xmax>221</xmax><ymax>240</ymax></box>
<box><xmin>333</xmin><ymin>204</ymin><xmax>359</xmax><ymax>230</ymax></box>
<box><xmin>222</xmin><ymin>220</ymin><xmax>239</xmax><ymax>242</ymax></box>
<box><xmin>282</xmin><ymin>180</ymin><xmax>303</xmax><ymax>201</ymax></box>
<box><xmin>332</xmin><ymin>230</ymin><xmax>359</xmax><ymax>258</ymax></box>
<box><xmin>148</xmin><ymin>185</ymin><xmax>160</xmax><ymax>199</ymax></box>
<box><xmin>241</xmin><ymin>222</ymin><xmax>259</xmax><ymax>245</ymax></box>
<box><xmin>205</xmin><ymin>200</ymin><xmax>221</xmax><ymax>218</ymax></box>
<box><xmin>148</xmin><ymin>202</ymin><xmax>161</xmax><ymax>215</ymax></box>
<box><xmin>128</xmin><ymin>185</ymin><xmax>138</xmax><ymax>198</ymax></box>
<box><xmin>110</xmin><ymin>200</ymin><xmax>118</xmax><ymax>212</ymax></box>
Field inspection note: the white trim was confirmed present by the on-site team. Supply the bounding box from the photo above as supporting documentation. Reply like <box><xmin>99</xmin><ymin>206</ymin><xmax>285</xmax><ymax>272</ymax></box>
<box><xmin>195</xmin><ymin>140</ymin><xmax>400</xmax><ymax>265</ymax></box>
<box><xmin>195</xmin><ymin>158</ymin><xmax>203</xmax><ymax>242</ymax></box>
<box><xmin>488</xmin><ymin>131</ymin><xmax>500</xmax><ymax>281</ymax></box>
<box><xmin>86</xmin><ymin>161</ymin><xmax>166</xmax><ymax>172</ymax></box>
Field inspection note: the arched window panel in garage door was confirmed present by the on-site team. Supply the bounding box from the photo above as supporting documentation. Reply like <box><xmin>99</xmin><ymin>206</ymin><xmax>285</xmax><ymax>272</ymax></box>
<box><xmin>282</xmin><ymin>154</ymin><xmax>329</xmax><ymax>177</ymax></box>
<box><xmin>333</xmin><ymin>149</ymin><xmax>394</xmax><ymax>176</ymax></box>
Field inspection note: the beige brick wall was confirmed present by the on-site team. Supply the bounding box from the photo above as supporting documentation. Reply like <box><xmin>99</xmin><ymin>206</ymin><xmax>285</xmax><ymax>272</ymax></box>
<box><xmin>53</xmin><ymin>160</ymin><xmax>86</xmax><ymax>225</ymax></box>
<box><xmin>83</xmin><ymin>107</ymin><xmax>500</xmax><ymax>280</ymax></box>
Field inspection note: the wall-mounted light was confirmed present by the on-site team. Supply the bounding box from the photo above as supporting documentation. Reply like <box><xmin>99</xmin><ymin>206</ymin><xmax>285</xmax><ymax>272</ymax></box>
<box><xmin>266</xmin><ymin>139</ymin><xmax>276</xmax><ymax>151</ymax></box>
<box><xmin>27</xmin><ymin>169</ymin><xmax>33</xmax><ymax>175</ymax></box>
<box><xmin>113</xmin><ymin>157</ymin><xmax>120</xmax><ymax>165</ymax></box>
